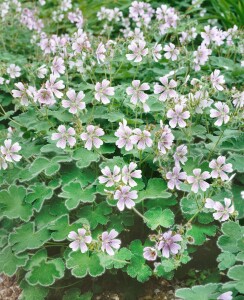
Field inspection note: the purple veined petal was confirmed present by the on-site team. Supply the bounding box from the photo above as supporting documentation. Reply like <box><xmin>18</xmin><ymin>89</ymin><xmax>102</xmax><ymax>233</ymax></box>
<box><xmin>62</xmin><ymin>100</ymin><xmax>71</xmax><ymax>108</ymax></box>
<box><xmin>134</xmin><ymin>55</ymin><xmax>142</xmax><ymax>63</ymax></box>
<box><xmin>69</xmin><ymin>240</ymin><xmax>80</xmax><ymax>251</ymax></box>
<box><xmin>211</xmin><ymin>170</ymin><xmax>219</xmax><ymax>178</ymax></box>
<box><xmin>222</xmin><ymin>163</ymin><xmax>233</xmax><ymax>173</ymax></box>
<box><xmin>201</xmin><ymin>171</ymin><xmax>211</xmax><ymax>180</ymax></box>
<box><xmin>224</xmin><ymin>198</ymin><xmax>232</xmax><ymax>207</ymax></box>
<box><xmin>117</xmin><ymin>199</ymin><xmax>125</xmax><ymax>211</ymax></box>
<box><xmin>193</xmin><ymin>168</ymin><xmax>201</xmax><ymax>176</ymax></box>
<box><xmin>57</xmin><ymin>138</ymin><xmax>67</xmax><ymax>149</ymax></box>
<box><xmin>58</xmin><ymin>125</ymin><xmax>66</xmax><ymax>133</ymax></box>
<box><xmin>140</xmin><ymin>83</ymin><xmax>150</xmax><ymax>90</ymax></box>
<box><xmin>101</xmin><ymin>231</ymin><xmax>109</xmax><ymax>241</ymax></box>
<box><xmin>11</xmin><ymin>154</ymin><xmax>22</xmax><ymax>162</ymax></box>
<box><xmin>77</xmin><ymin>91</ymin><xmax>85</xmax><ymax>101</ymax></box>
<box><xmin>191</xmin><ymin>182</ymin><xmax>199</xmax><ymax>193</ymax></box>
<box><xmin>215</xmin><ymin>118</ymin><xmax>223</xmax><ymax>127</ymax></box>
<box><xmin>69</xmin><ymin>106</ymin><xmax>77</xmax><ymax>114</ymax></box>
<box><xmin>67</xmin><ymin>127</ymin><xmax>75</xmax><ymax>135</ymax></box>
<box><xmin>51</xmin><ymin>133</ymin><xmax>62</xmax><ymax>140</ymax></box>
<box><xmin>93</xmin><ymin>137</ymin><xmax>103</xmax><ymax>148</ymax></box>
<box><xmin>108</xmin><ymin>229</ymin><xmax>119</xmax><ymax>239</ymax></box>
<box><xmin>98</xmin><ymin>176</ymin><xmax>109</xmax><ymax>184</ymax></box>
<box><xmin>126</xmin><ymin>54</ymin><xmax>136</xmax><ymax>61</ymax></box>
<box><xmin>220</xmin><ymin>171</ymin><xmax>229</xmax><ymax>181</ymax></box>
<box><xmin>169</xmin><ymin>118</ymin><xmax>177</xmax><ymax>128</ymax></box>
<box><xmin>159</xmin><ymin>76</ymin><xmax>168</xmax><ymax>86</ymax></box>
<box><xmin>187</xmin><ymin>175</ymin><xmax>194</xmax><ymax>184</ymax></box>
<box><xmin>171</xmin><ymin>234</ymin><xmax>182</xmax><ymax>242</ymax></box>
<box><xmin>217</xmin><ymin>156</ymin><xmax>225</xmax><ymax>165</ymax></box>
<box><xmin>213</xmin><ymin>211</ymin><xmax>223</xmax><ymax>220</ymax></box>
<box><xmin>80</xmin><ymin>132</ymin><xmax>88</xmax><ymax>141</ymax></box>
<box><xmin>221</xmin><ymin>213</ymin><xmax>230</xmax><ymax>222</ymax></box>
<box><xmin>110</xmin><ymin>239</ymin><xmax>121</xmax><ymax>249</ymax></box>
<box><xmin>4</xmin><ymin>139</ymin><xmax>12</xmax><ymax>149</ymax></box>
<box><xmin>205</xmin><ymin>198</ymin><xmax>215</xmax><ymax>209</ymax></box>
<box><xmin>67</xmin><ymin>137</ymin><xmax>76</xmax><ymax>147</ymax></box>
<box><xmin>105</xmin><ymin>244</ymin><xmax>115</xmax><ymax>256</ymax></box>
<box><xmin>170</xmin><ymin>243</ymin><xmax>181</xmax><ymax>254</ymax></box>
<box><xmin>80</xmin><ymin>242</ymin><xmax>88</xmax><ymax>253</ymax></box>
<box><xmin>85</xmin><ymin>139</ymin><xmax>93</xmax><ymax>150</ymax></box>
<box><xmin>68</xmin><ymin>231</ymin><xmax>78</xmax><ymax>240</ymax></box>
<box><xmin>126</xmin><ymin>86</ymin><xmax>134</xmax><ymax>95</ymax></box>
<box><xmin>209</xmin><ymin>159</ymin><xmax>217</xmax><ymax>169</ymax></box>
<box><xmin>199</xmin><ymin>180</ymin><xmax>209</xmax><ymax>191</ymax></box>
<box><xmin>213</xmin><ymin>201</ymin><xmax>224</xmax><ymax>211</ymax></box>
<box><xmin>12</xmin><ymin>142</ymin><xmax>21</xmax><ymax>152</ymax></box>
<box><xmin>162</xmin><ymin>245</ymin><xmax>170</xmax><ymax>258</ymax></box>
<box><xmin>101</xmin><ymin>166</ymin><xmax>111</xmax><ymax>176</ymax></box>
<box><xmin>77</xmin><ymin>228</ymin><xmax>86</xmax><ymax>236</ymax></box>
<box><xmin>132</xmin><ymin>80</ymin><xmax>141</xmax><ymax>88</ymax></box>
<box><xmin>178</xmin><ymin>118</ymin><xmax>187</xmax><ymax>128</ymax></box>
<box><xmin>167</xmin><ymin>179</ymin><xmax>175</xmax><ymax>190</ymax></box>
<box><xmin>84</xmin><ymin>236</ymin><xmax>92</xmax><ymax>244</ymax></box>
<box><xmin>154</xmin><ymin>84</ymin><xmax>163</xmax><ymax>94</ymax></box>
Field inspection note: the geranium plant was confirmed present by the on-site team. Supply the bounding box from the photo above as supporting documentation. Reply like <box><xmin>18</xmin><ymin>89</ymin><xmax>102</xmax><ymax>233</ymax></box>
<box><xmin>0</xmin><ymin>0</ymin><xmax>243</xmax><ymax>299</ymax></box>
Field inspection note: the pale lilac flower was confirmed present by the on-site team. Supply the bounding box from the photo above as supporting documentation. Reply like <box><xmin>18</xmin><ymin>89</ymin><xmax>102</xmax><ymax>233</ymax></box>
<box><xmin>0</xmin><ymin>139</ymin><xmax>21</xmax><ymax>162</ymax></box>
<box><xmin>205</xmin><ymin>198</ymin><xmax>234</xmax><ymax>222</ymax></box>
<box><xmin>209</xmin><ymin>156</ymin><xmax>233</xmax><ymax>181</ymax></box>
<box><xmin>40</xmin><ymin>37</ymin><xmax>56</xmax><ymax>54</ymax></box>
<box><xmin>158</xmin><ymin>231</ymin><xmax>182</xmax><ymax>258</ymax></box>
<box><xmin>157</xmin><ymin>123</ymin><xmax>174</xmax><ymax>155</ymax></box>
<box><xmin>191</xmin><ymin>91</ymin><xmax>213</xmax><ymax>114</ymax></box>
<box><xmin>114</xmin><ymin>186</ymin><xmax>138</xmax><ymax>211</ymax></box>
<box><xmin>131</xmin><ymin>128</ymin><xmax>152</xmax><ymax>150</ymax></box>
<box><xmin>80</xmin><ymin>125</ymin><xmax>104</xmax><ymax>150</ymax></box>
<box><xmin>99</xmin><ymin>166</ymin><xmax>121</xmax><ymax>187</ymax></box>
<box><xmin>126</xmin><ymin>80</ymin><xmax>150</xmax><ymax>105</ymax></box>
<box><xmin>232</xmin><ymin>91</ymin><xmax>244</xmax><ymax>108</ymax></box>
<box><xmin>152</xmin><ymin>43</ymin><xmax>162</xmax><ymax>62</ymax></box>
<box><xmin>62</xmin><ymin>89</ymin><xmax>86</xmax><ymax>114</ymax></box>
<box><xmin>12</xmin><ymin>82</ymin><xmax>29</xmax><ymax>106</ymax></box>
<box><xmin>126</xmin><ymin>40</ymin><xmax>148</xmax><ymax>63</ymax></box>
<box><xmin>154</xmin><ymin>76</ymin><xmax>177</xmax><ymax>102</ymax></box>
<box><xmin>51</xmin><ymin>57</ymin><xmax>65</xmax><ymax>77</ymax></box>
<box><xmin>51</xmin><ymin>125</ymin><xmax>76</xmax><ymax>149</ymax></box>
<box><xmin>167</xmin><ymin>104</ymin><xmax>190</xmax><ymax>128</ymax></box>
<box><xmin>37</xmin><ymin>88</ymin><xmax>55</xmax><ymax>106</ymax></box>
<box><xmin>45</xmin><ymin>74</ymin><xmax>65</xmax><ymax>98</ymax></box>
<box><xmin>122</xmin><ymin>162</ymin><xmax>142</xmax><ymax>187</ymax></box>
<box><xmin>143</xmin><ymin>247</ymin><xmax>157</xmax><ymax>261</ymax></box>
<box><xmin>115</xmin><ymin>119</ymin><xmax>134</xmax><ymax>151</ymax></box>
<box><xmin>217</xmin><ymin>291</ymin><xmax>233</xmax><ymax>300</ymax></box>
<box><xmin>210</xmin><ymin>102</ymin><xmax>230</xmax><ymax>126</ymax></box>
<box><xmin>193</xmin><ymin>44</ymin><xmax>212</xmax><ymax>71</ymax></box>
<box><xmin>101</xmin><ymin>229</ymin><xmax>121</xmax><ymax>256</ymax></box>
<box><xmin>7</xmin><ymin>64</ymin><xmax>21</xmax><ymax>79</ymax></box>
<box><xmin>173</xmin><ymin>144</ymin><xmax>188</xmax><ymax>166</ymax></box>
<box><xmin>37</xmin><ymin>65</ymin><xmax>48</xmax><ymax>78</ymax></box>
<box><xmin>128</xmin><ymin>27</ymin><xmax>144</xmax><ymax>42</ymax></box>
<box><xmin>0</xmin><ymin>155</ymin><xmax>8</xmax><ymax>170</ymax></box>
<box><xmin>96</xmin><ymin>42</ymin><xmax>106</xmax><ymax>64</ymax></box>
<box><xmin>68</xmin><ymin>228</ymin><xmax>92</xmax><ymax>253</ymax></box>
<box><xmin>210</xmin><ymin>70</ymin><xmax>225</xmax><ymax>91</ymax></box>
<box><xmin>201</xmin><ymin>25</ymin><xmax>218</xmax><ymax>45</ymax></box>
<box><xmin>187</xmin><ymin>168</ymin><xmax>211</xmax><ymax>193</ymax></box>
<box><xmin>166</xmin><ymin>166</ymin><xmax>187</xmax><ymax>190</ymax></box>
<box><xmin>163</xmin><ymin>43</ymin><xmax>179</xmax><ymax>61</ymax></box>
<box><xmin>95</xmin><ymin>79</ymin><xmax>114</xmax><ymax>104</ymax></box>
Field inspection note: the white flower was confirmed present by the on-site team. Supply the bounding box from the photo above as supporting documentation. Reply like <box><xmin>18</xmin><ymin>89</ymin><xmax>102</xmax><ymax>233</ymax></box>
<box><xmin>126</xmin><ymin>40</ymin><xmax>148</xmax><ymax>63</ymax></box>
<box><xmin>7</xmin><ymin>64</ymin><xmax>21</xmax><ymax>78</ymax></box>
<box><xmin>210</xmin><ymin>102</ymin><xmax>230</xmax><ymax>126</ymax></box>
<box><xmin>95</xmin><ymin>79</ymin><xmax>114</xmax><ymax>104</ymax></box>
<box><xmin>62</xmin><ymin>89</ymin><xmax>86</xmax><ymax>114</ymax></box>
<box><xmin>210</xmin><ymin>70</ymin><xmax>225</xmax><ymax>91</ymax></box>
<box><xmin>80</xmin><ymin>125</ymin><xmax>104</xmax><ymax>150</ymax></box>
<box><xmin>163</xmin><ymin>43</ymin><xmax>179</xmax><ymax>61</ymax></box>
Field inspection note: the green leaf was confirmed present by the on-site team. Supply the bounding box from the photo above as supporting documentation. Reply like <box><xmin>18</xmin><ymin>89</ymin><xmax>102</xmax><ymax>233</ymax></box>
<box><xmin>175</xmin><ymin>283</ymin><xmax>220</xmax><ymax>300</ymax></box>
<box><xmin>126</xmin><ymin>240</ymin><xmax>152</xmax><ymax>282</ymax></box>
<box><xmin>19</xmin><ymin>280</ymin><xmax>49</xmax><ymax>300</ymax></box>
<box><xmin>99</xmin><ymin>247</ymin><xmax>132</xmax><ymax>269</ymax></box>
<box><xmin>144</xmin><ymin>208</ymin><xmax>174</xmax><ymax>230</ymax></box>
<box><xmin>77</xmin><ymin>202</ymin><xmax>112</xmax><ymax>229</ymax></box>
<box><xmin>217</xmin><ymin>221</ymin><xmax>243</xmax><ymax>253</ymax></box>
<box><xmin>227</xmin><ymin>265</ymin><xmax>244</xmax><ymax>294</ymax></box>
<box><xmin>59</xmin><ymin>183</ymin><xmax>96</xmax><ymax>210</ymax></box>
<box><xmin>186</xmin><ymin>224</ymin><xmax>217</xmax><ymax>245</ymax></box>
<box><xmin>0</xmin><ymin>246</ymin><xmax>28</xmax><ymax>276</ymax></box>
<box><xmin>217</xmin><ymin>252</ymin><xmax>236</xmax><ymax>270</ymax></box>
<box><xmin>25</xmin><ymin>183</ymin><xmax>53</xmax><ymax>212</ymax></box>
<box><xmin>0</xmin><ymin>185</ymin><xmax>33</xmax><ymax>221</ymax></box>
<box><xmin>72</xmin><ymin>148</ymin><xmax>100</xmax><ymax>168</ymax></box>
<box><xmin>228</xmin><ymin>154</ymin><xmax>244</xmax><ymax>172</ymax></box>
<box><xmin>137</xmin><ymin>178</ymin><xmax>171</xmax><ymax>202</ymax></box>
<box><xmin>66</xmin><ymin>252</ymin><xmax>105</xmax><ymax>278</ymax></box>
<box><xmin>48</xmin><ymin>215</ymin><xmax>88</xmax><ymax>241</ymax></box>
<box><xmin>25</xmin><ymin>250</ymin><xmax>65</xmax><ymax>286</ymax></box>
<box><xmin>9</xmin><ymin>222</ymin><xmax>50</xmax><ymax>254</ymax></box>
